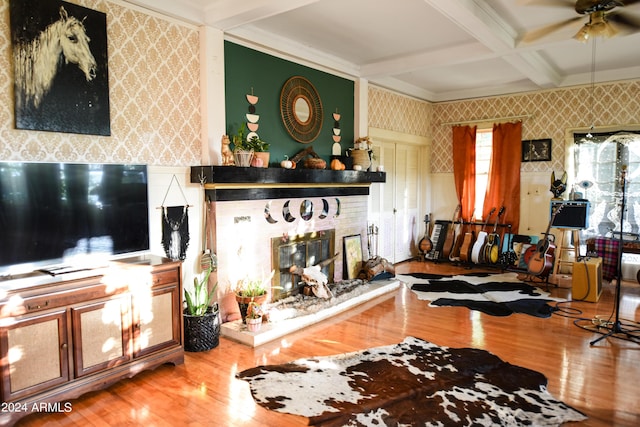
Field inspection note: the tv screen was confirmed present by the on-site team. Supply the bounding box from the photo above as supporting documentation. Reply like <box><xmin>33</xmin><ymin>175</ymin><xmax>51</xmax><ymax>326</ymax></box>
<box><xmin>0</xmin><ymin>162</ymin><xmax>150</xmax><ymax>275</ymax></box>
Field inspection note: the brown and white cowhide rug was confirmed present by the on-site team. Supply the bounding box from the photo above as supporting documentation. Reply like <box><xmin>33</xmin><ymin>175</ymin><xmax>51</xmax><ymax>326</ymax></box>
<box><xmin>237</xmin><ymin>336</ymin><xmax>586</xmax><ymax>426</ymax></box>
<box><xmin>397</xmin><ymin>272</ymin><xmax>565</xmax><ymax>318</ymax></box>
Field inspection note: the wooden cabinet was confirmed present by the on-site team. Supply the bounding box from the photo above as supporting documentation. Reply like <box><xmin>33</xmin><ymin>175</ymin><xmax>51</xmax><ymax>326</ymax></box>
<box><xmin>0</xmin><ymin>256</ymin><xmax>183</xmax><ymax>425</ymax></box>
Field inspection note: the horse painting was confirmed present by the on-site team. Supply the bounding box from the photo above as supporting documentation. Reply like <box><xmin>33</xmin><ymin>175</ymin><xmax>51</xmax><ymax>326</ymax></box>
<box><xmin>13</xmin><ymin>6</ymin><xmax>97</xmax><ymax>110</ymax></box>
<box><xmin>10</xmin><ymin>1</ymin><xmax>110</xmax><ymax>136</ymax></box>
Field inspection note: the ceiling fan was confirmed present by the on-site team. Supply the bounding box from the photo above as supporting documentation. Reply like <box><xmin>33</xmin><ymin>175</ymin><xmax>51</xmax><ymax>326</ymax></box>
<box><xmin>523</xmin><ymin>0</ymin><xmax>640</xmax><ymax>42</ymax></box>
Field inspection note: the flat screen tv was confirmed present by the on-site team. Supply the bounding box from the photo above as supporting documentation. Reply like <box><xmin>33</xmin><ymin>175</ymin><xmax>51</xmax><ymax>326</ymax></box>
<box><xmin>0</xmin><ymin>162</ymin><xmax>150</xmax><ymax>276</ymax></box>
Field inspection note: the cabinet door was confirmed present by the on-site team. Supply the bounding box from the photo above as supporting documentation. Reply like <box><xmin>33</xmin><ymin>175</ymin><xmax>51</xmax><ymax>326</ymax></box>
<box><xmin>133</xmin><ymin>284</ymin><xmax>181</xmax><ymax>358</ymax></box>
<box><xmin>0</xmin><ymin>310</ymin><xmax>69</xmax><ymax>402</ymax></box>
<box><xmin>376</xmin><ymin>142</ymin><xmax>420</xmax><ymax>263</ymax></box>
<box><xmin>394</xmin><ymin>144</ymin><xmax>420</xmax><ymax>261</ymax></box>
<box><xmin>71</xmin><ymin>296</ymin><xmax>131</xmax><ymax>378</ymax></box>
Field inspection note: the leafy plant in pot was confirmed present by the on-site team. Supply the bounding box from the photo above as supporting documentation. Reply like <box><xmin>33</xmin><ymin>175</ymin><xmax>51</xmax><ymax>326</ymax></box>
<box><xmin>231</xmin><ymin>124</ymin><xmax>254</xmax><ymax>167</ymax></box>
<box><xmin>235</xmin><ymin>272</ymin><xmax>273</xmax><ymax>323</ymax></box>
<box><xmin>245</xmin><ymin>302</ymin><xmax>263</xmax><ymax>332</ymax></box>
<box><xmin>246</xmin><ymin>135</ymin><xmax>270</xmax><ymax>168</ymax></box>
<box><xmin>183</xmin><ymin>266</ymin><xmax>221</xmax><ymax>352</ymax></box>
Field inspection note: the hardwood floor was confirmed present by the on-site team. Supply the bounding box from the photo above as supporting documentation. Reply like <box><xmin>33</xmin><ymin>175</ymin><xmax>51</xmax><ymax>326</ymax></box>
<box><xmin>14</xmin><ymin>260</ymin><xmax>640</xmax><ymax>426</ymax></box>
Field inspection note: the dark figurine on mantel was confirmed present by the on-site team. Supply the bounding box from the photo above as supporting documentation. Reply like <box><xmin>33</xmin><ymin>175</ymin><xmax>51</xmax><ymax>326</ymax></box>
<box><xmin>550</xmin><ymin>171</ymin><xmax>567</xmax><ymax>199</ymax></box>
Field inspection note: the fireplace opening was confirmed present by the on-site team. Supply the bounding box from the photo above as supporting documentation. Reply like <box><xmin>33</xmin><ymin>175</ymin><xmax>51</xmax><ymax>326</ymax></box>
<box><xmin>271</xmin><ymin>229</ymin><xmax>335</xmax><ymax>301</ymax></box>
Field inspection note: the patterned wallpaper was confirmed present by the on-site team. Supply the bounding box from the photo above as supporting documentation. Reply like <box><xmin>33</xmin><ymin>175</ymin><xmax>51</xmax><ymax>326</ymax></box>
<box><xmin>369</xmin><ymin>81</ymin><xmax>640</xmax><ymax>175</ymax></box>
<box><xmin>368</xmin><ymin>86</ymin><xmax>432</xmax><ymax>139</ymax></box>
<box><xmin>0</xmin><ymin>0</ymin><xmax>201</xmax><ymax>165</ymax></box>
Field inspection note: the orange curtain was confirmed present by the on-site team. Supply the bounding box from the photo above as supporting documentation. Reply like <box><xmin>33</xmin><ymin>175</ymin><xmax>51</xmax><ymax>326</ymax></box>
<box><xmin>484</xmin><ymin>122</ymin><xmax>522</xmax><ymax>233</ymax></box>
<box><xmin>452</xmin><ymin>125</ymin><xmax>476</xmax><ymax>221</ymax></box>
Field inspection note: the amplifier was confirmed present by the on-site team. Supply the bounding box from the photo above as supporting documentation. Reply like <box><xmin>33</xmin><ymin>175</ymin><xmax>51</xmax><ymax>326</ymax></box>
<box><xmin>550</xmin><ymin>200</ymin><xmax>590</xmax><ymax>229</ymax></box>
<box><xmin>572</xmin><ymin>257</ymin><xmax>602</xmax><ymax>302</ymax></box>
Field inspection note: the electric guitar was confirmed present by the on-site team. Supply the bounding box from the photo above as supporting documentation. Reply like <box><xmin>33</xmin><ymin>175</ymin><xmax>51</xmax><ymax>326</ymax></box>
<box><xmin>484</xmin><ymin>206</ymin><xmax>505</xmax><ymax>264</ymax></box>
<box><xmin>527</xmin><ymin>205</ymin><xmax>563</xmax><ymax>276</ymax></box>
<box><xmin>471</xmin><ymin>208</ymin><xmax>495</xmax><ymax>264</ymax></box>
<box><xmin>442</xmin><ymin>205</ymin><xmax>461</xmax><ymax>259</ymax></box>
<box><xmin>418</xmin><ymin>215</ymin><xmax>433</xmax><ymax>257</ymax></box>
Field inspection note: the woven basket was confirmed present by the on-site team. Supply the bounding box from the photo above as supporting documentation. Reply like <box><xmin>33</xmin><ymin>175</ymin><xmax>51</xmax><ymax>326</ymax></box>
<box><xmin>183</xmin><ymin>307</ymin><xmax>221</xmax><ymax>352</ymax></box>
<box><xmin>350</xmin><ymin>149</ymin><xmax>371</xmax><ymax>171</ymax></box>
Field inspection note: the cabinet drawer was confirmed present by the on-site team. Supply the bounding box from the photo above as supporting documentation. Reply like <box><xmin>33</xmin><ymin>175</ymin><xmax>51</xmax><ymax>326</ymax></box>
<box><xmin>5</xmin><ymin>282</ymin><xmax>109</xmax><ymax>317</ymax></box>
<box><xmin>150</xmin><ymin>269</ymin><xmax>179</xmax><ymax>287</ymax></box>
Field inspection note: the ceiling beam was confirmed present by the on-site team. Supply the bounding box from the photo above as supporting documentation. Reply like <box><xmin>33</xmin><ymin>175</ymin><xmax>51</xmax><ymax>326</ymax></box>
<box><xmin>425</xmin><ymin>0</ymin><xmax>564</xmax><ymax>89</ymax></box>
<box><xmin>202</xmin><ymin>0</ymin><xmax>321</xmax><ymax>30</ymax></box>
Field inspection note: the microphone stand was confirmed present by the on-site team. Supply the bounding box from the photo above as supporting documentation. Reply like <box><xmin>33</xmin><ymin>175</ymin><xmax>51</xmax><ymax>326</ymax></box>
<box><xmin>590</xmin><ymin>169</ymin><xmax>638</xmax><ymax>345</ymax></box>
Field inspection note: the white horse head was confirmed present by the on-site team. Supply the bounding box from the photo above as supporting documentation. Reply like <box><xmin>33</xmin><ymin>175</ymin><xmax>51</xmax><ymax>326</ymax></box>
<box><xmin>14</xmin><ymin>6</ymin><xmax>98</xmax><ymax>108</ymax></box>
<box><xmin>58</xmin><ymin>7</ymin><xmax>97</xmax><ymax>82</ymax></box>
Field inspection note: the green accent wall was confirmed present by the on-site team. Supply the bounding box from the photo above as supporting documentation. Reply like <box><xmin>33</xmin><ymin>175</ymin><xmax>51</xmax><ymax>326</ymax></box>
<box><xmin>224</xmin><ymin>41</ymin><xmax>355</xmax><ymax>166</ymax></box>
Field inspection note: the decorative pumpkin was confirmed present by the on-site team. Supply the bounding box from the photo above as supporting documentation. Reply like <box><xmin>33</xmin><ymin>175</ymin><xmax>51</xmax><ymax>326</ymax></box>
<box><xmin>280</xmin><ymin>156</ymin><xmax>293</xmax><ymax>169</ymax></box>
<box><xmin>331</xmin><ymin>159</ymin><xmax>345</xmax><ymax>171</ymax></box>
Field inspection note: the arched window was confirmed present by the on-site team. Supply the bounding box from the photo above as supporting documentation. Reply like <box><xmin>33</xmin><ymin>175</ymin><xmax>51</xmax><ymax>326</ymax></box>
<box><xmin>573</xmin><ymin>130</ymin><xmax>640</xmax><ymax>238</ymax></box>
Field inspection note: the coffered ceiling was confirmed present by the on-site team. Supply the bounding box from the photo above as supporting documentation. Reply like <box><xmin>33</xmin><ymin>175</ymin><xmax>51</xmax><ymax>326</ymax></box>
<box><xmin>124</xmin><ymin>0</ymin><xmax>640</xmax><ymax>102</ymax></box>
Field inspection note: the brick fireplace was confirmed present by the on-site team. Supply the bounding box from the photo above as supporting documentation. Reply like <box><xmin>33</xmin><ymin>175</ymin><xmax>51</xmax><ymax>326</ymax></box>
<box><xmin>191</xmin><ymin>166</ymin><xmax>386</xmax><ymax>302</ymax></box>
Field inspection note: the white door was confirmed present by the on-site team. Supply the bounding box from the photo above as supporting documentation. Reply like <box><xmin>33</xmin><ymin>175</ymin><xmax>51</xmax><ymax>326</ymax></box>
<box><xmin>371</xmin><ymin>139</ymin><xmax>422</xmax><ymax>263</ymax></box>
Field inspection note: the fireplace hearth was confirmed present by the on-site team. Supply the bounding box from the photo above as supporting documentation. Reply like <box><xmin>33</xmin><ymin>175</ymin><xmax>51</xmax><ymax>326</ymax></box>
<box><xmin>220</xmin><ymin>278</ymin><xmax>401</xmax><ymax>347</ymax></box>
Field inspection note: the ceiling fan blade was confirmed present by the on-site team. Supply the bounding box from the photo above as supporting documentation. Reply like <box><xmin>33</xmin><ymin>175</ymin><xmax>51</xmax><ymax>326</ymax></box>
<box><xmin>522</xmin><ymin>16</ymin><xmax>584</xmax><ymax>43</ymax></box>
<box><xmin>519</xmin><ymin>0</ymin><xmax>576</xmax><ymax>7</ymax></box>
<box><xmin>607</xmin><ymin>11</ymin><xmax>640</xmax><ymax>31</ymax></box>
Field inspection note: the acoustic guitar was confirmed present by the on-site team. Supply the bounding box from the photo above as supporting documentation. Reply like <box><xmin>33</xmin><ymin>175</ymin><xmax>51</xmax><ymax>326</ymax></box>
<box><xmin>418</xmin><ymin>215</ymin><xmax>433</xmax><ymax>257</ymax></box>
<box><xmin>459</xmin><ymin>215</ymin><xmax>476</xmax><ymax>263</ymax></box>
<box><xmin>527</xmin><ymin>205</ymin><xmax>563</xmax><ymax>276</ymax></box>
<box><xmin>442</xmin><ymin>205</ymin><xmax>461</xmax><ymax>259</ymax></box>
<box><xmin>471</xmin><ymin>208</ymin><xmax>495</xmax><ymax>264</ymax></box>
<box><xmin>484</xmin><ymin>206</ymin><xmax>505</xmax><ymax>264</ymax></box>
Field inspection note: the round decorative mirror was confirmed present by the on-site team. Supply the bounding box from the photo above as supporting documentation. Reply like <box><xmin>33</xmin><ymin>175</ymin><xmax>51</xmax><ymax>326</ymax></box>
<box><xmin>294</xmin><ymin>96</ymin><xmax>311</xmax><ymax>124</ymax></box>
<box><xmin>280</xmin><ymin>76</ymin><xmax>323</xmax><ymax>143</ymax></box>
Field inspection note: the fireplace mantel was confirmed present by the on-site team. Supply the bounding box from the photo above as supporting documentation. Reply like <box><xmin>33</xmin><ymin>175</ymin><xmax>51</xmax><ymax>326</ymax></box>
<box><xmin>190</xmin><ymin>166</ymin><xmax>385</xmax><ymax>185</ymax></box>
<box><xmin>190</xmin><ymin>166</ymin><xmax>386</xmax><ymax>201</ymax></box>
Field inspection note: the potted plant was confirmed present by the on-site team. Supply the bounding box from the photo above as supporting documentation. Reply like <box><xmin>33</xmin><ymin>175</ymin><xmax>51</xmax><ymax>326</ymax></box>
<box><xmin>183</xmin><ymin>266</ymin><xmax>220</xmax><ymax>352</ymax></box>
<box><xmin>231</xmin><ymin>124</ymin><xmax>254</xmax><ymax>167</ymax></box>
<box><xmin>245</xmin><ymin>301</ymin><xmax>263</xmax><ymax>332</ymax></box>
<box><xmin>246</xmin><ymin>135</ymin><xmax>270</xmax><ymax>168</ymax></box>
<box><xmin>235</xmin><ymin>271</ymin><xmax>274</xmax><ymax>322</ymax></box>
<box><xmin>235</xmin><ymin>277</ymin><xmax>268</xmax><ymax>322</ymax></box>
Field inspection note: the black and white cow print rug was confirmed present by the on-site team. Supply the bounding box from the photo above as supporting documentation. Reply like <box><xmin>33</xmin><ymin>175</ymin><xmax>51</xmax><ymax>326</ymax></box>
<box><xmin>237</xmin><ymin>336</ymin><xmax>586</xmax><ymax>426</ymax></box>
<box><xmin>397</xmin><ymin>272</ymin><xmax>565</xmax><ymax>318</ymax></box>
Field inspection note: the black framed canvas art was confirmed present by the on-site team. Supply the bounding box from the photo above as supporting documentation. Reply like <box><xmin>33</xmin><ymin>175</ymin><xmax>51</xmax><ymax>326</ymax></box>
<box><xmin>10</xmin><ymin>0</ymin><xmax>110</xmax><ymax>136</ymax></box>
<box><xmin>522</xmin><ymin>139</ymin><xmax>551</xmax><ymax>162</ymax></box>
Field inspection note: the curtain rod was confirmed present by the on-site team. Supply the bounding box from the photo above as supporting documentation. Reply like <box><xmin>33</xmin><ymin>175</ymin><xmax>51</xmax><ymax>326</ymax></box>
<box><xmin>440</xmin><ymin>114</ymin><xmax>531</xmax><ymax>127</ymax></box>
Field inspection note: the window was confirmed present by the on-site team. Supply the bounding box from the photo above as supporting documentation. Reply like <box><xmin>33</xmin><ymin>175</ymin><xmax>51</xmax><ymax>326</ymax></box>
<box><xmin>475</xmin><ymin>129</ymin><xmax>492</xmax><ymax>220</ymax></box>
<box><xmin>573</xmin><ymin>131</ymin><xmax>640</xmax><ymax>237</ymax></box>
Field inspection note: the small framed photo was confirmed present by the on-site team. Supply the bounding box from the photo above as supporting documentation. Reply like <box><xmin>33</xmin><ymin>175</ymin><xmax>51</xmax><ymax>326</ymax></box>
<box><xmin>522</xmin><ymin>139</ymin><xmax>551</xmax><ymax>162</ymax></box>
<box><xmin>343</xmin><ymin>234</ymin><xmax>363</xmax><ymax>279</ymax></box>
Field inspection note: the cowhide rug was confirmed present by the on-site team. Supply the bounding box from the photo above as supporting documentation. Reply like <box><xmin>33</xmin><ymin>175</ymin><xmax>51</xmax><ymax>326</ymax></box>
<box><xmin>237</xmin><ymin>336</ymin><xmax>586</xmax><ymax>426</ymax></box>
<box><xmin>397</xmin><ymin>272</ymin><xmax>565</xmax><ymax>318</ymax></box>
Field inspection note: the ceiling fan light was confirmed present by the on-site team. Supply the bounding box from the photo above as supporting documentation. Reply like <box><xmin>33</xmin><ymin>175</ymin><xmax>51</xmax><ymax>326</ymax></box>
<box><xmin>573</xmin><ymin>25</ymin><xmax>590</xmax><ymax>42</ymax></box>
